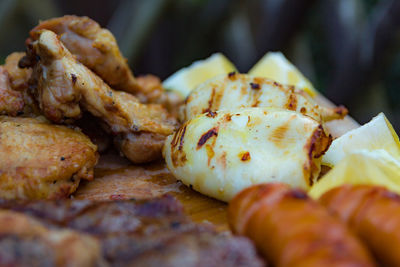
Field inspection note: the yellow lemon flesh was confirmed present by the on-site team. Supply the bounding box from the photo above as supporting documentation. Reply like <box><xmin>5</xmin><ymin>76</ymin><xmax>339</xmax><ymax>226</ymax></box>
<box><xmin>322</xmin><ymin>113</ymin><xmax>400</xmax><ymax>167</ymax></box>
<box><xmin>162</xmin><ymin>53</ymin><xmax>237</xmax><ymax>100</ymax></box>
<box><xmin>309</xmin><ymin>149</ymin><xmax>400</xmax><ymax>199</ymax></box>
<box><xmin>249</xmin><ymin>52</ymin><xmax>317</xmax><ymax>97</ymax></box>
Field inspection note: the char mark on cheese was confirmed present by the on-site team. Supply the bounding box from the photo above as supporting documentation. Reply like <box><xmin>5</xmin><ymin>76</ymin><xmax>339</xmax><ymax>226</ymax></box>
<box><xmin>228</xmin><ymin>71</ymin><xmax>236</xmax><ymax>79</ymax></box>
<box><xmin>250</xmin><ymin>82</ymin><xmax>260</xmax><ymax>90</ymax></box>
<box><xmin>197</xmin><ymin>127</ymin><xmax>218</xmax><ymax>149</ymax></box>
<box><xmin>178</xmin><ymin>125</ymin><xmax>187</xmax><ymax>151</ymax></box>
<box><xmin>240</xmin><ymin>152</ymin><xmax>251</xmax><ymax>161</ymax></box>
<box><xmin>205</xmin><ymin>110</ymin><xmax>217</xmax><ymax>118</ymax></box>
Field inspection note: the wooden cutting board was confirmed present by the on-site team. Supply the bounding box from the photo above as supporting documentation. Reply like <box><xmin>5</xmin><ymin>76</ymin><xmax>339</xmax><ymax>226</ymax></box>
<box><xmin>75</xmin><ymin>96</ymin><xmax>359</xmax><ymax>232</ymax></box>
<box><xmin>74</xmin><ymin>153</ymin><xmax>229</xmax><ymax>231</ymax></box>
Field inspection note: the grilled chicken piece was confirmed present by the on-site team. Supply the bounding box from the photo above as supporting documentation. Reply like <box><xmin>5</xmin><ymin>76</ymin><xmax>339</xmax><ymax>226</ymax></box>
<box><xmin>30</xmin><ymin>15</ymin><xmax>138</xmax><ymax>93</ymax></box>
<box><xmin>3</xmin><ymin>52</ymin><xmax>41</xmax><ymax>117</ymax></box>
<box><xmin>0</xmin><ymin>196</ymin><xmax>264</xmax><ymax>267</ymax></box>
<box><xmin>30</xmin><ymin>15</ymin><xmax>164</xmax><ymax>104</ymax></box>
<box><xmin>135</xmin><ymin>74</ymin><xmax>169</xmax><ymax>104</ymax></box>
<box><xmin>0</xmin><ymin>67</ymin><xmax>24</xmax><ymax>116</ymax></box>
<box><xmin>0</xmin><ymin>116</ymin><xmax>98</xmax><ymax>199</ymax></box>
<box><xmin>28</xmin><ymin>30</ymin><xmax>177</xmax><ymax>163</ymax></box>
<box><xmin>0</xmin><ymin>209</ymin><xmax>103</xmax><ymax>267</ymax></box>
<box><xmin>182</xmin><ymin>73</ymin><xmax>348</xmax><ymax>122</ymax></box>
<box><xmin>114</xmin><ymin>132</ymin><xmax>166</xmax><ymax>164</ymax></box>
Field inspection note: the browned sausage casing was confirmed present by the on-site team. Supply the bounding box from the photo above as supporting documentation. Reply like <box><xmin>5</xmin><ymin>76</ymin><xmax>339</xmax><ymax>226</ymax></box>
<box><xmin>320</xmin><ymin>184</ymin><xmax>400</xmax><ymax>267</ymax></box>
<box><xmin>228</xmin><ymin>183</ymin><xmax>376</xmax><ymax>267</ymax></box>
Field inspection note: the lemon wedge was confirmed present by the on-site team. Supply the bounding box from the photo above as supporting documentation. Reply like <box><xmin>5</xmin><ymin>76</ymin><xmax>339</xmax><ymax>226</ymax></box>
<box><xmin>309</xmin><ymin>149</ymin><xmax>400</xmax><ymax>199</ymax></box>
<box><xmin>248</xmin><ymin>52</ymin><xmax>317</xmax><ymax>97</ymax></box>
<box><xmin>322</xmin><ymin>113</ymin><xmax>400</xmax><ymax>167</ymax></box>
<box><xmin>163</xmin><ymin>53</ymin><xmax>237</xmax><ymax>100</ymax></box>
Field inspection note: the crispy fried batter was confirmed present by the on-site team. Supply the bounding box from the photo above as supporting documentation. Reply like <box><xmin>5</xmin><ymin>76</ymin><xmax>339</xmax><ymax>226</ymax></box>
<box><xmin>0</xmin><ymin>116</ymin><xmax>98</xmax><ymax>199</ymax></box>
<box><xmin>0</xmin><ymin>67</ymin><xmax>24</xmax><ymax>116</ymax></box>
<box><xmin>28</xmin><ymin>30</ymin><xmax>177</xmax><ymax>163</ymax></box>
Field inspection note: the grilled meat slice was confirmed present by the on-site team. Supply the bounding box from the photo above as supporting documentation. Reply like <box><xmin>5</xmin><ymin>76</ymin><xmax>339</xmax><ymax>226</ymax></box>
<box><xmin>0</xmin><ymin>210</ymin><xmax>104</xmax><ymax>267</ymax></box>
<box><xmin>0</xmin><ymin>195</ymin><xmax>263</xmax><ymax>267</ymax></box>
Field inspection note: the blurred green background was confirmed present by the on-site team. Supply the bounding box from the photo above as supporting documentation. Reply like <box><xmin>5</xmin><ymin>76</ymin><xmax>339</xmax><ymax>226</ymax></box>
<box><xmin>1</xmin><ymin>0</ymin><xmax>400</xmax><ymax>130</ymax></box>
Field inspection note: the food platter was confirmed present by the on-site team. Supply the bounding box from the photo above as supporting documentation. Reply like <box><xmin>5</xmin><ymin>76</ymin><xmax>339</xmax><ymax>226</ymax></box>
<box><xmin>5</xmin><ymin>13</ymin><xmax>400</xmax><ymax>266</ymax></box>
<box><xmin>75</xmin><ymin>94</ymin><xmax>359</xmax><ymax>232</ymax></box>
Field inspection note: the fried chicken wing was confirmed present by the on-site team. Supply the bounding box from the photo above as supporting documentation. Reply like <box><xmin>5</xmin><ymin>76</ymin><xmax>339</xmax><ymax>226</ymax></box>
<box><xmin>28</xmin><ymin>30</ymin><xmax>177</xmax><ymax>163</ymax></box>
<box><xmin>0</xmin><ymin>209</ymin><xmax>103</xmax><ymax>267</ymax></box>
<box><xmin>0</xmin><ymin>66</ymin><xmax>24</xmax><ymax>116</ymax></box>
<box><xmin>0</xmin><ymin>116</ymin><xmax>98</xmax><ymax>199</ymax></box>
<box><xmin>30</xmin><ymin>15</ymin><xmax>167</xmax><ymax>101</ymax></box>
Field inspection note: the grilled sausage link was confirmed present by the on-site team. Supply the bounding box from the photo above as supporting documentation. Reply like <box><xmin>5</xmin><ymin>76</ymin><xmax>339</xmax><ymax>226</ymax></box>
<box><xmin>320</xmin><ymin>184</ymin><xmax>400</xmax><ymax>267</ymax></box>
<box><xmin>228</xmin><ymin>183</ymin><xmax>376</xmax><ymax>267</ymax></box>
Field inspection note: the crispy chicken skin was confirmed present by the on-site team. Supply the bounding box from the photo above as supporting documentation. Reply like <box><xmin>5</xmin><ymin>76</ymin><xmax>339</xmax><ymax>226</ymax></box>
<box><xmin>0</xmin><ymin>116</ymin><xmax>98</xmax><ymax>199</ymax></box>
<box><xmin>3</xmin><ymin>52</ymin><xmax>41</xmax><ymax>116</ymax></box>
<box><xmin>28</xmin><ymin>30</ymin><xmax>177</xmax><ymax>163</ymax></box>
<box><xmin>0</xmin><ymin>209</ymin><xmax>103</xmax><ymax>267</ymax></box>
<box><xmin>228</xmin><ymin>183</ymin><xmax>376</xmax><ymax>267</ymax></box>
<box><xmin>4</xmin><ymin>52</ymin><xmax>32</xmax><ymax>91</ymax></box>
<box><xmin>136</xmin><ymin>74</ymin><xmax>168</xmax><ymax>104</ymax></box>
<box><xmin>30</xmin><ymin>15</ymin><xmax>164</xmax><ymax>100</ymax></box>
<box><xmin>136</xmin><ymin>74</ymin><xmax>184</xmax><ymax>117</ymax></box>
<box><xmin>114</xmin><ymin>132</ymin><xmax>166</xmax><ymax>164</ymax></box>
<box><xmin>0</xmin><ymin>66</ymin><xmax>24</xmax><ymax>116</ymax></box>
